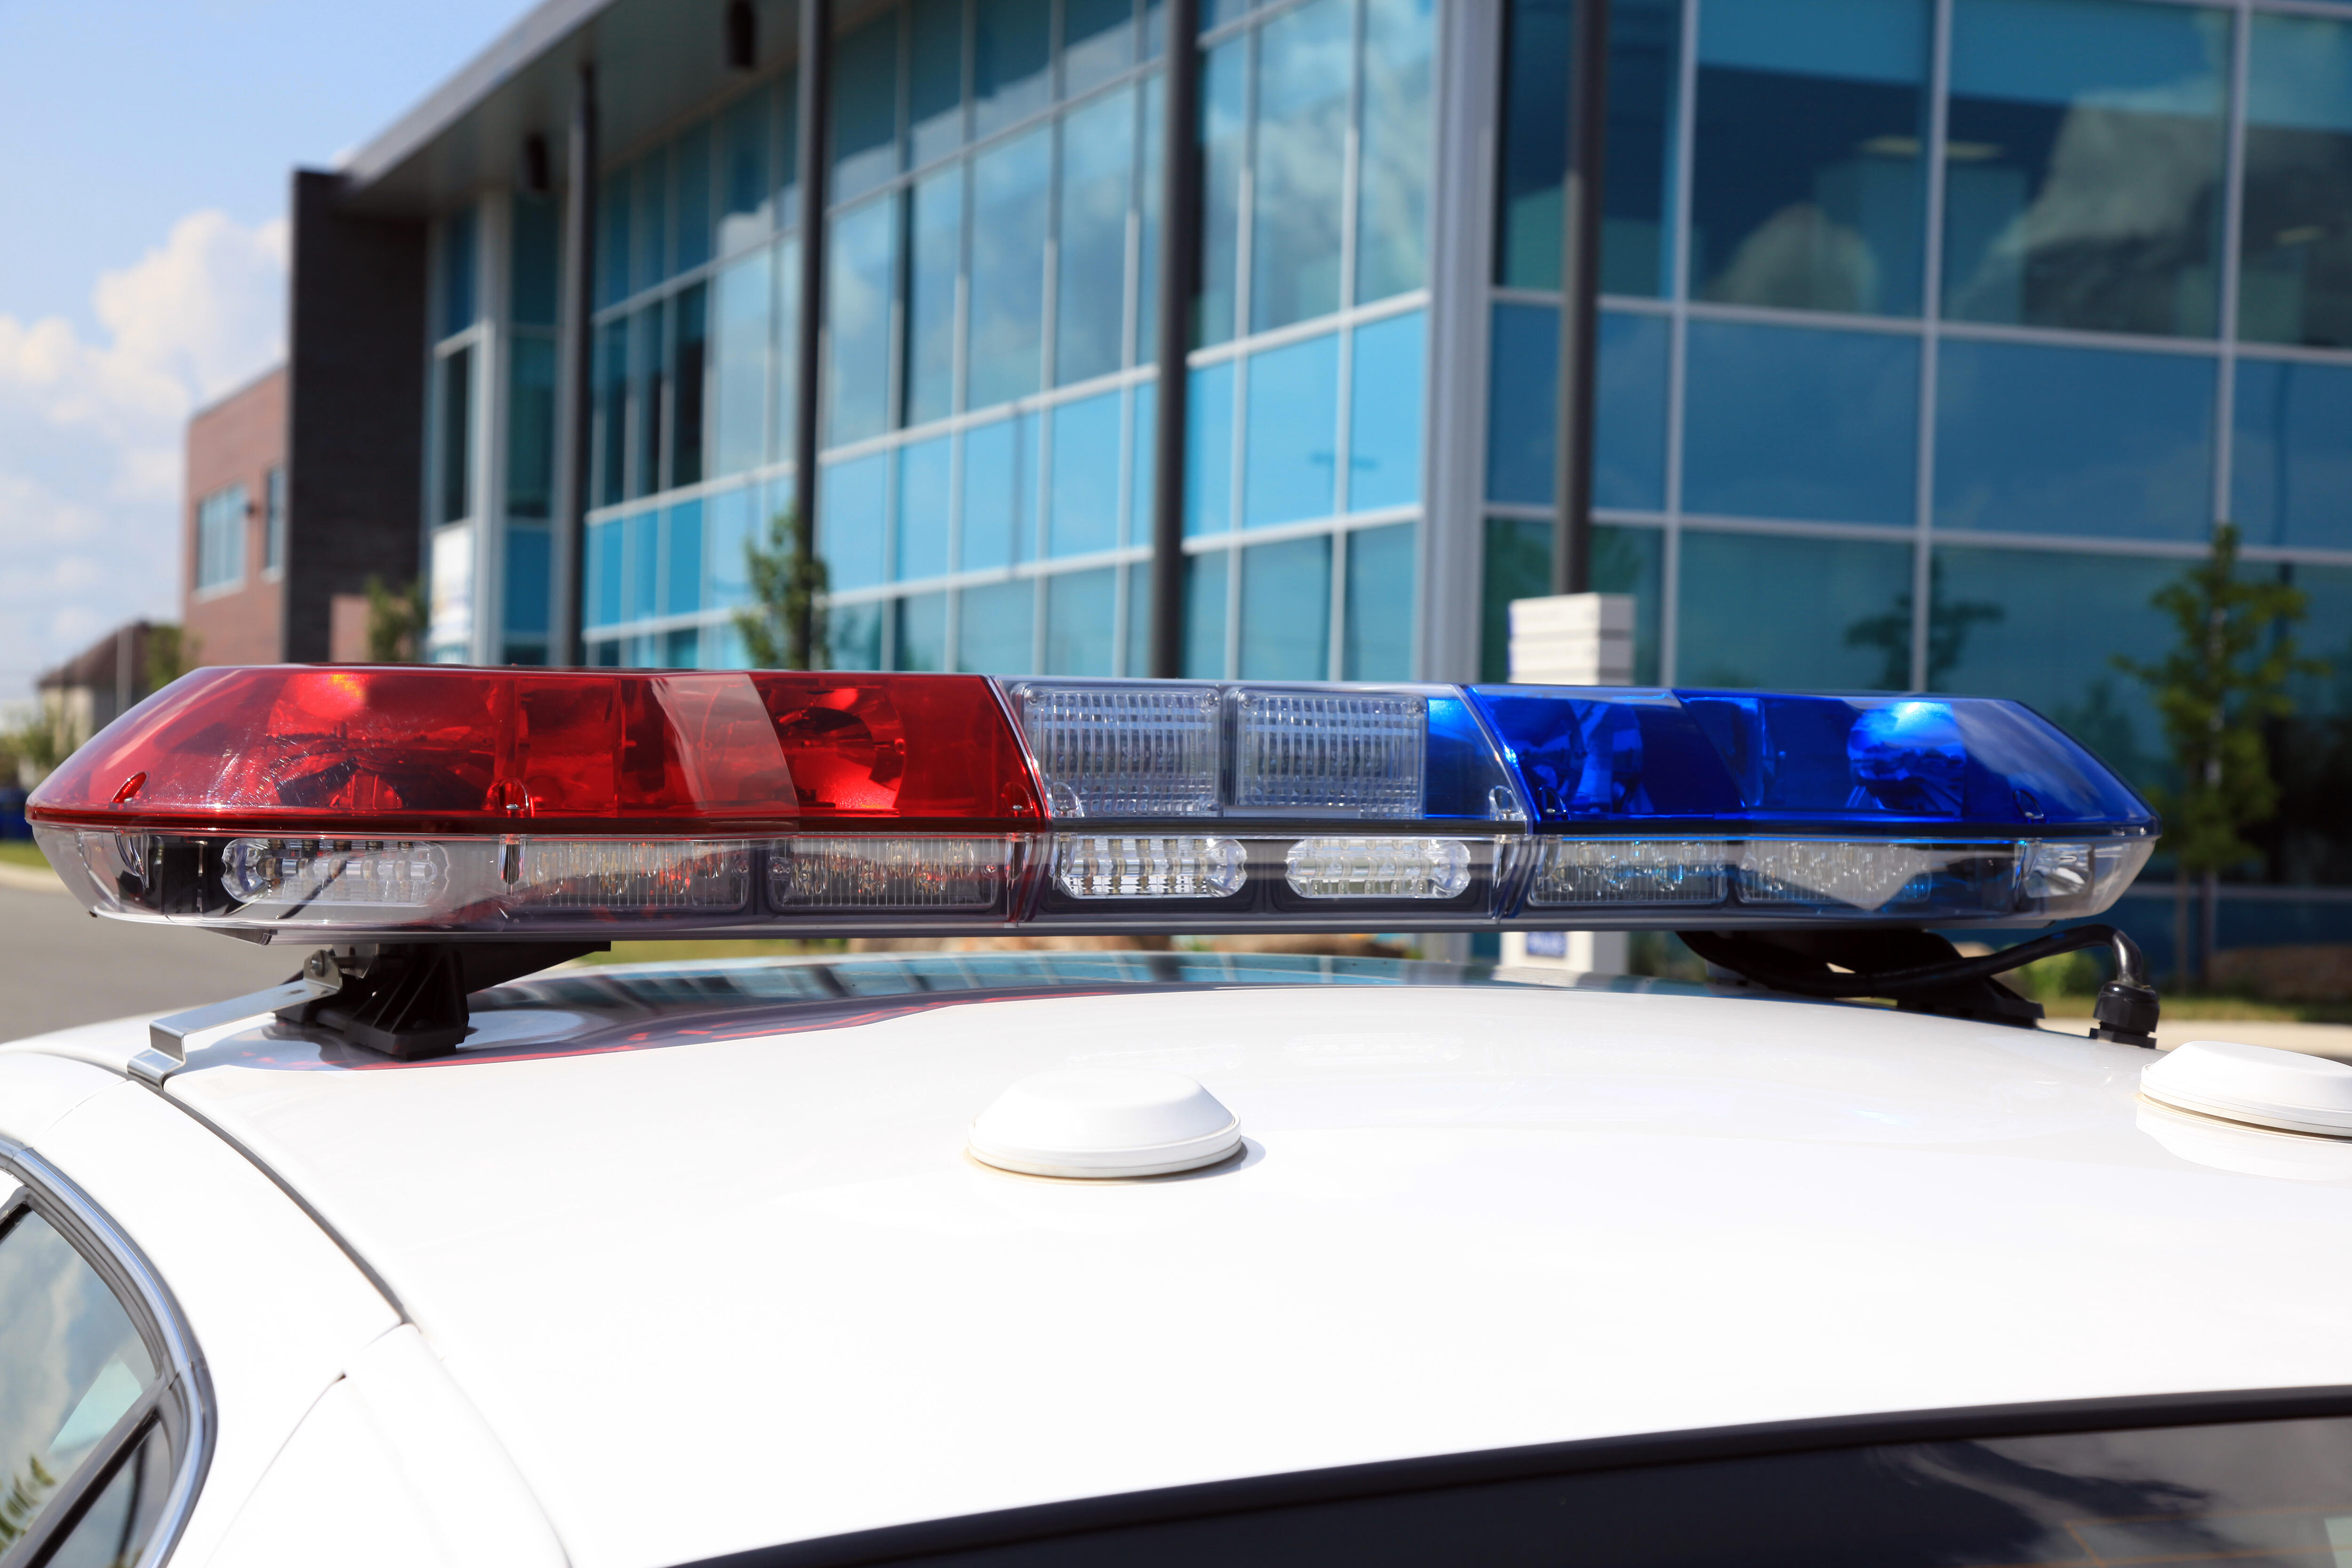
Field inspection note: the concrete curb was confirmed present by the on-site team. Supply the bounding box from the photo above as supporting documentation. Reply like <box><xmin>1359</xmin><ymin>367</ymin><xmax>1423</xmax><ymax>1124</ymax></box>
<box><xmin>0</xmin><ymin>862</ymin><xmax>64</xmax><ymax>895</ymax></box>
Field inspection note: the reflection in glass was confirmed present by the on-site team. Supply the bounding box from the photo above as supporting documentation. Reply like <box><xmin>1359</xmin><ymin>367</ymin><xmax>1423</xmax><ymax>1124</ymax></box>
<box><xmin>719</xmin><ymin>89</ymin><xmax>771</xmax><ymax>255</ymax></box>
<box><xmin>820</xmin><ymin>453</ymin><xmax>890</xmax><ymax>592</ymax></box>
<box><xmin>976</xmin><ymin>0</ymin><xmax>1051</xmax><ymax>135</ymax></box>
<box><xmin>0</xmin><ymin>1210</ymin><xmax>159</xmax><ymax>1554</ymax></box>
<box><xmin>666</xmin><ymin>502</ymin><xmax>704</xmax><ymax>616</ymax></box>
<box><xmin>712</xmin><ymin>252</ymin><xmax>771</xmax><ymax>478</ymax></box>
<box><xmin>1343</xmin><ymin>522</ymin><xmax>1415</xmax><ymax>680</ymax></box>
<box><xmin>1240</xmin><ymin>535</ymin><xmax>1331</xmax><ymax>678</ymax></box>
<box><xmin>707</xmin><ymin>486</ymin><xmax>754</xmax><ymax>610</ymax></box>
<box><xmin>1050</xmin><ymin>393</ymin><xmax>1122</xmax><ymax>557</ymax></box>
<box><xmin>1199</xmin><ymin>38</ymin><xmax>1247</xmax><ymax>347</ymax></box>
<box><xmin>506</xmin><ymin>338</ymin><xmax>556</xmax><ymax>517</ymax></box>
<box><xmin>1479</xmin><ymin>517</ymin><xmax>1661</xmax><ymax>682</ymax></box>
<box><xmin>827</xmin><ymin>198</ymin><xmax>898</xmax><ymax>445</ymax></box>
<box><xmin>1349</xmin><ymin>311</ymin><xmax>1424</xmax><ymax>513</ymax></box>
<box><xmin>1138</xmin><ymin>72</ymin><xmax>1166</xmax><ymax>364</ymax></box>
<box><xmin>1065</xmin><ymin>0</ymin><xmax>1136</xmax><ymax>96</ymax></box>
<box><xmin>597</xmin><ymin>171</ymin><xmax>631</xmax><ymax>307</ymax></box>
<box><xmin>969</xmin><ymin>128</ymin><xmax>1051</xmax><ymax>410</ymax></box>
<box><xmin>897</xmin><ymin>591</ymin><xmax>949</xmax><ymax>670</ymax></box>
<box><xmin>1944</xmin><ymin>0</ymin><xmax>2227</xmax><ymax>337</ymax></box>
<box><xmin>440</xmin><ymin>347</ymin><xmax>473</xmax><ymax>524</ymax></box>
<box><xmin>505</xmin><ymin>526</ymin><xmax>551</xmax><ymax>637</ymax></box>
<box><xmin>898</xmin><ymin>438</ymin><xmax>953</xmax><ymax>580</ymax></box>
<box><xmin>1244</xmin><ymin>333</ymin><xmax>1340</xmax><ymax>527</ymax></box>
<box><xmin>2241</xmin><ymin>15</ymin><xmax>2352</xmax><ymax>349</ymax></box>
<box><xmin>1130</xmin><ymin>379</ymin><xmax>1157</xmax><ymax>534</ymax></box>
<box><xmin>958</xmin><ymin>578</ymin><xmax>1036</xmax><ymax>673</ymax></box>
<box><xmin>1692</xmin><ymin>0</ymin><xmax>1927</xmax><ymax>316</ymax></box>
<box><xmin>596</xmin><ymin>321</ymin><xmax>627</xmax><ymax>506</ymax></box>
<box><xmin>1046</xmin><ymin>568</ymin><xmax>1119</xmax><ymax>673</ymax></box>
<box><xmin>670</xmin><ymin>283</ymin><xmax>707</xmax><ymax>490</ymax></box>
<box><xmin>907</xmin><ymin>167</ymin><xmax>963</xmax><ymax>427</ymax></box>
<box><xmin>911</xmin><ymin>0</ymin><xmax>966</xmax><ymax>168</ymax></box>
<box><xmin>1184</xmin><ymin>549</ymin><xmax>1229</xmax><ymax>677</ymax></box>
<box><xmin>1683</xmin><ymin>319</ymin><xmax>1917</xmax><ymax>524</ymax></box>
<box><xmin>1057</xmin><ymin>88</ymin><xmax>1135</xmax><ymax>386</ymax></box>
<box><xmin>1485</xmin><ymin>305</ymin><xmax>1669</xmax><ymax>512</ymax></box>
<box><xmin>1187</xmin><ymin>360</ymin><xmax>1234</xmax><ymax>534</ymax></box>
<box><xmin>1679</xmin><ymin>529</ymin><xmax>1911</xmax><ymax>689</ymax></box>
<box><xmin>675</xmin><ymin>122</ymin><xmax>713</xmax><ymax>273</ymax></box>
<box><xmin>2233</xmin><ymin>358</ymin><xmax>2352</xmax><ymax>552</ymax></box>
<box><xmin>829</xmin><ymin>598</ymin><xmax>885</xmax><ymax>669</ymax></box>
<box><xmin>510</xmin><ymin>194</ymin><xmax>559</xmax><ymax>326</ymax></box>
<box><xmin>626</xmin><ymin>511</ymin><xmax>659</xmax><ymax>621</ymax></box>
<box><xmin>636</xmin><ymin>146</ymin><xmax>669</xmax><ymax>291</ymax></box>
<box><xmin>1936</xmin><ymin>337</ymin><xmax>2212</xmax><ymax>540</ymax></box>
<box><xmin>587</xmin><ymin>518</ymin><xmax>621</xmax><ymax>628</ymax></box>
<box><xmin>961</xmin><ymin>415</ymin><xmax>1039</xmax><ymax>569</ymax></box>
<box><xmin>1358</xmin><ymin>0</ymin><xmax>1433</xmax><ymax>304</ymax></box>
<box><xmin>630</xmin><ymin>303</ymin><xmax>666</xmax><ymax>500</ymax></box>
<box><xmin>1253</xmin><ymin>0</ymin><xmax>1351</xmax><ymax>332</ymax></box>
<box><xmin>43</xmin><ymin>1425</ymin><xmax>170</xmax><ymax>1568</ymax></box>
<box><xmin>833</xmin><ymin>15</ymin><xmax>900</xmax><ymax>202</ymax></box>
<box><xmin>440</xmin><ymin>205</ymin><xmax>477</xmax><ymax>338</ymax></box>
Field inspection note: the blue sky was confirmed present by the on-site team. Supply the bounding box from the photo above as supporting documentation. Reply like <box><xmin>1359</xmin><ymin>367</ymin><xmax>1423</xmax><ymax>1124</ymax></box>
<box><xmin>0</xmin><ymin>0</ymin><xmax>538</xmax><ymax>703</ymax></box>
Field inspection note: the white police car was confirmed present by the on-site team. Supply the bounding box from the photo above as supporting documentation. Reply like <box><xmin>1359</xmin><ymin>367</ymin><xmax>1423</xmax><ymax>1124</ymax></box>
<box><xmin>8</xmin><ymin>667</ymin><xmax>2350</xmax><ymax>1568</ymax></box>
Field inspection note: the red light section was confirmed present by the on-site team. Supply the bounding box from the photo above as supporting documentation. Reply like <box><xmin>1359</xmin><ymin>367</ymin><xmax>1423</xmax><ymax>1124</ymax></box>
<box><xmin>28</xmin><ymin>667</ymin><xmax>1044</xmax><ymax>834</ymax></box>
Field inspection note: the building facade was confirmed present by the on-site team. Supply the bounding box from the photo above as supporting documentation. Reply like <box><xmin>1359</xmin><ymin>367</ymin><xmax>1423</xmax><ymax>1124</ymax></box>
<box><xmin>302</xmin><ymin>0</ymin><xmax>2352</xmax><ymax>954</ymax></box>
<box><xmin>184</xmin><ymin>366</ymin><xmax>289</xmax><ymax>668</ymax></box>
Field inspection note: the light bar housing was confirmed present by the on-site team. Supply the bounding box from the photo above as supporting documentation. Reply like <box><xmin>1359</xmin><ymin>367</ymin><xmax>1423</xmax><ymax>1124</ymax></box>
<box><xmin>29</xmin><ymin>668</ymin><xmax>2157</xmax><ymax>940</ymax></box>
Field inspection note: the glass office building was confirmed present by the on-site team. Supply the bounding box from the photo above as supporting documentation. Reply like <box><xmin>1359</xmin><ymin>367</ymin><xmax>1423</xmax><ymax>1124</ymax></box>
<box><xmin>371</xmin><ymin>0</ymin><xmax>2352</xmax><ymax>944</ymax></box>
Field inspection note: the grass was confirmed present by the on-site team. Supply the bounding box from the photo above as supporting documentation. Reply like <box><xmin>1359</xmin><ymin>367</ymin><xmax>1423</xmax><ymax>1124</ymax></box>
<box><xmin>0</xmin><ymin>840</ymin><xmax>53</xmax><ymax>874</ymax></box>
<box><xmin>573</xmin><ymin>938</ymin><xmax>847</xmax><ymax>966</ymax></box>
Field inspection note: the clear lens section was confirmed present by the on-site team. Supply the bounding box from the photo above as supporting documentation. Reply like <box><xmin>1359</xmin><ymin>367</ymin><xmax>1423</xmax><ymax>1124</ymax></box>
<box><xmin>1013</xmin><ymin>684</ymin><xmax>1220</xmax><ymax>818</ymax></box>
<box><xmin>771</xmin><ymin>836</ymin><xmax>1011</xmax><ymax>909</ymax></box>
<box><xmin>220</xmin><ymin>838</ymin><xmax>451</xmax><ymax>907</ymax></box>
<box><xmin>1285</xmin><ymin>837</ymin><xmax>1471</xmax><ymax>899</ymax></box>
<box><xmin>1054</xmin><ymin>835</ymin><xmax>1247</xmax><ymax>898</ymax></box>
<box><xmin>2019</xmin><ymin>840</ymin><xmax>2091</xmax><ymax>904</ymax></box>
<box><xmin>1529</xmin><ymin>840</ymin><xmax>1731</xmax><ymax>907</ymax></box>
<box><xmin>509</xmin><ymin>840</ymin><xmax>751</xmax><ymax>910</ymax></box>
<box><xmin>1739</xmin><ymin>840</ymin><xmax>2011</xmax><ymax>914</ymax></box>
<box><xmin>1233</xmin><ymin>692</ymin><xmax>1424</xmax><ymax>817</ymax></box>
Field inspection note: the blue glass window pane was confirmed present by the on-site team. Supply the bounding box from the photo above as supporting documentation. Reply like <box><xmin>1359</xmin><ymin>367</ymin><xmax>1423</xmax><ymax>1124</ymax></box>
<box><xmin>719</xmin><ymin>90</ymin><xmax>772</xmax><ymax>255</ymax></box>
<box><xmin>636</xmin><ymin>146</ymin><xmax>669</xmax><ymax>288</ymax></box>
<box><xmin>898</xmin><ymin>591</ymin><xmax>949</xmax><ymax>670</ymax></box>
<box><xmin>2241</xmin><ymin>15</ymin><xmax>2352</xmax><ymax>349</ymax></box>
<box><xmin>776</xmin><ymin>236</ymin><xmax>802</xmax><ymax>463</ymax></box>
<box><xmin>588</xmin><ymin>519</ymin><xmax>623</xmax><ymax>628</ymax></box>
<box><xmin>1045</xmin><ymin>568</ymin><xmax>1118</xmax><ymax>673</ymax></box>
<box><xmin>960</xmin><ymin>414</ymin><xmax>1041</xmax><ymax>568</ymax></box>
<box><xmin>897</xmin><ymin>437</ymin><xmax>953</xmax><ymax>580</ymax></box>
<box><xmin>833</xmin><ymin>16</ymin><xmax>901</xmax><ymax>202</ymax></box>
<box><xmin>626</xmin><ymin>510</ymin><xmax>660</xmax><ymax>621</ymax></box>
<box><xmin>1484</xmin><ymin>306</ymin><xmax>1668</xmax><ymax>511</ymax></box>
<box><xmin>1199</xmin><ymin>39</ymin><xmax>1247</xmax><ymax>347</ymax></box>
<box><xmin>510</xmin><ymin>196</ymin><xmax>559</xmax><ymax>326</ymax></box>
<box><xmin>1684</xmin><ymin>319</ymin><xmax>1917</xmax><ymax>524</ymax></box>
<box><xmin>675</xmin><ymin>123</ymin><xmax>714</xmax><ymax>272</ymax></box>
<box><xmin>976</xmin><ymin>0</ymin><xmax>1052</xmax><ymax>135</ymax></box>
<box><xmin>908</xmin><ymin>168</ymin><xmax>962</xmax><ymax>427</ymax></box>
<box><xmin>1056</xmin><ymin>87</ymin><xmax>1135</xmax><ymax>387</ymax></box>
<box><xmin>712</xmin><ymin>251</ymin><xmax>772</xmax><ymax>478</ymax></box>
<box><xmin>1049</xmin><ymin>393</ymin><xmax>1122</xmax><ymax>557</ymax></box>
<box><xmin>505</xmin><ymin>526</ymin><xmax>551</xmax><ymax>636</ymax></box>
<box><xmin>1137</xmin><ymin>72</ymin><xmax>1165</xmax><ymax>364</ymax></box>
<box><xmin>1677</xmin><ymin>529</ymin><xmax>1913</xmax><ymax>690</ymax></box>
<box><xmin>1343</xmin><ymin>522</ymin><xmax>1415</xmax><ymax>680</ymax></box>
<box><xmin>1935</xmin><ymin>337</ymin><xmax>2213</xmax><ymax>540</ymax></box>
<box><xmin>1498</xmin><ymin>0</ymin><xmax>1681</xmax><ymax>295</ymax></box>
<box><xmin>665</xmin><ymin>501</ymin><xmax>704</xmax><ymax>616</ymax></box>
<box><xmin>1693</xmin><ymin>0</ymin><xmax>1927</xmax><ymax>316</ymax></box>
<box><xmin>1485</xmin><ymin>302</ymin><xmax>1557</xmax><ymax>506</ymax></box>
<box><xmin>664</xmin><ymin>627</ymin><xmax>702</xmax><ymax>669</ymax></box>
<box><xmin>1243</xmin><ymin>332</ymin><xmax>1339</xmax><ymax>527</ymax></box>
<box><xmin>2233</xmin><ymin>358</ymin><xmax>2352</xmax><ymax>552</ymax></box>
<box><xmin>1185</xmin><ymin>549</ymin><xmax>1229</xmax><ymax>677</ymax></box>
<box><xmin>827</xmin><ymin>197</ymin><xmax>898</xmax><ymax>446</ymax></box>
<box><xmin>507</xmin><ymin>337</ymin><xmax>556</xmax><ymax>518</ymax></box>
<box><xmin>595</xmin><ymin>321</ymin><xmax>627</xmax><ymax>507</ymax></box>
<box><xmin>829</xmin><ymin>599</ymin><xmax>885</xmax><ymax>670</ymax></box>
<box><xmin>1348</xmin><ymin>310</ymin><xmax>1424</xmax><ymax>513</ymax></box>
<box><xmin>440</xmin><ymin>205</ymin><xmax>477</xmax><ymax>338</ymax></box>
<box><xmin>1131</xmin><ymin>380</ymin><xmax>1157</xmax><ymax>538</ymax></box>
<box><xmin>1359</xmin><ymin>0</ymin><xmax>1434</xmax><ymax>303</ymax></box>
<box><xmin>629</xmin><ymin>303</ymin><xmax>665</xmax><ymax>501</ymax></box>
<box><xmin>820</xmin><ymin>453</ymin><xmax>890</xmax><ymax>591</ymax></box>
<box><xmin>1124</xmin><ymin>562</ymin><xmax>1151</xmax><ymax>675</ymax></box>
<box><xmin>1945</xmin><ymin>0</ymin><xmax>2225</xmax><ymax>337</ymax></box>
<box><xmin>1253</xmin><ymin>0</ymin><xmax>1351</xmax><ymax>332</ymax></box>
<box><xmin>779</xmin><ymin>70</ymin><xmax>802</xmax><ymax>229</ymax></box>
<box><xmin>1931</xmin><ymin>543</ymin><xmax>2181</xmax><ymax>788</ymax></box>
<box><xmin>1240</xmin><ymin>535</ymin><xmax>1331</xmax><ymax>678</ymax></box>
<box><xmin>1186</xmin><ymin>360</ymin><xmax>1233</xmax><ymax>534</ymax></box>
<box><xmin>969</xmin><ymin>127</ymin><xmax>1051</xmax><ymax>410</ymax></box>
<box><xmin>1065</xmin><ymin>0</ymin><xmax>1135</xmax><ymax>96</ymax></box>
<box><xmin>959</xmin><ymin>578</ymin><xmax>1037</xmax><ymax>673</ymax></box>
<box><xmin>596</xmin><ymin>173</ymin><xmax>630</xmax><ymax>306</ymax></box>
<box><xmin>911</xmin><ymin>0</ymin><xmax>966</xmax><ymax>167</ymax></box>
<box><xmin>708</xmin><ymin>486</ymin><xmax>755</xmax><ymax>610</ymax></box>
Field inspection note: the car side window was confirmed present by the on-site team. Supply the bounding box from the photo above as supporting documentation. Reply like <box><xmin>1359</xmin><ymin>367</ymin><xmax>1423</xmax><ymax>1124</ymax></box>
<box><xmin>0</xmin><ymin>1203</ymin><xmax>161</xmax><ymax>1565</ymax></box>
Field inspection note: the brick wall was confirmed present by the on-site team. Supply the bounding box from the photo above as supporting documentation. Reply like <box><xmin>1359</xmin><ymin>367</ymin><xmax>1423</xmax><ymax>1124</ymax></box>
<box><xmin>183</xmin><ymin>366</ymin><xmax>287</xmax><ymax>666</ymax></box>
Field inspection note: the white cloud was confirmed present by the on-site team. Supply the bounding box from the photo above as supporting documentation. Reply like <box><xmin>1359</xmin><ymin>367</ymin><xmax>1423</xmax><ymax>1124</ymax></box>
<box><xmin>0</xmin><ymin>210</ymin><xmax>286</xmax><ymax>701</ymax></box>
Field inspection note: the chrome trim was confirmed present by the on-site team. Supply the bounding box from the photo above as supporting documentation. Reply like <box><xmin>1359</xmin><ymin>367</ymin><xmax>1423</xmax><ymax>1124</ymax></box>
<box><xmin>0</xmin><ymin>1137</ymin><xmax>213</xmax><ymax>1568</ymax></box>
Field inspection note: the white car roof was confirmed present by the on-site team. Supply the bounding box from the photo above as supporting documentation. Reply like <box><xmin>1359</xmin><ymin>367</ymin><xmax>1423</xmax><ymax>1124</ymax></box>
<box><xmin>15</xmin><ymin>955</ymin><xmax>2352</xmax><ymax>1568</ymax></box>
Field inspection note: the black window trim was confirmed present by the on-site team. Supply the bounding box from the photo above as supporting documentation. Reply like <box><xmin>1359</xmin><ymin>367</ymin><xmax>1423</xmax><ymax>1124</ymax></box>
<box><xmin>676</xmin><ymin>1383</ymin><xmax>2352</xmax><ymax>1568</ymax></box>
<box><xmin>0</xmin><ymin>1138</ymin><xmax>214</xmax><ymax>1568</ymax></box>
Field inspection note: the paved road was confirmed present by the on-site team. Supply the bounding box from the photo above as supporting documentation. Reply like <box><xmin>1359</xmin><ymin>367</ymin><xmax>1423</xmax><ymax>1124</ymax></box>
<box><xmin>0</xmin><ymin>878</ymin><xmax>296</xmax><ymax>1043</ymax></box>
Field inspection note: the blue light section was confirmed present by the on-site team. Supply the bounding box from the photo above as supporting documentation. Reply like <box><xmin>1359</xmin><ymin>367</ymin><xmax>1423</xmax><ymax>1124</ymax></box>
<box><xmin>1467</xmin><ymin>687</ymin><xmax>2156</xmax><ymax>830</ymax></box>
<box><xmin>1424</xmin><ymin>693</ymin><xmax>1527</xmax><ymax>820</ymax></box>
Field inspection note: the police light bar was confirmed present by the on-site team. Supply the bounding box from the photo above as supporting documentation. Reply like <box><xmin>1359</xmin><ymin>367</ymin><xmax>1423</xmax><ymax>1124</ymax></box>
<box><xmin>26</xmin><ymin>667</ymin><xmax>2157</xmax><ymax>941</ymax></box>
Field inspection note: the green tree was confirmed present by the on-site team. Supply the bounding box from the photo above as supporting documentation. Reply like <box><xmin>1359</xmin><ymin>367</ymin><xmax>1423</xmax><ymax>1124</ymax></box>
<box><xmin>734</xmin><ymin>506</ymin><xmax>826</xmax><ymax>669</ymax></box>
<box><xmin>365</xmin><ymin>576</ymin><xmax>426</xmax><ymax>663</ymax></box>
<box><xmin>2114</xmin><ymin>523</ymin><xmax>2324</xmax><ymax>988</ymax></box>
<box><xmin>1843</xmin><ymin>560</ymin><xmax>2006</xmax><ymax>691</ymax></box>
<box><xmin>143</xmin><ymin>622</ymin><xmax>194</xmax><ymax>692</ymax></box>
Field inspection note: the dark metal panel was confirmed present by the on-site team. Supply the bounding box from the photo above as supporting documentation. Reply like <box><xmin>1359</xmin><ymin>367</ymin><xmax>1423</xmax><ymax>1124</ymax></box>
<box><xmin>550</xmin><ymin>64</ymin><xmax>600</xmax><ymax>667</ymax></box>
<box><xmin>1548</xmin><ymin>0</ymin><xmax>1608</xmax><ymax>596</ymax></box>
<box><xmin>1147</xmin><ymin>0</ymin><xmax>1203</xmax><ymax>678</ymax></box>
<box><xmin>789</xmin><ymin>0</ymin><xmax>833</xmax><ymax>669</ymax></box>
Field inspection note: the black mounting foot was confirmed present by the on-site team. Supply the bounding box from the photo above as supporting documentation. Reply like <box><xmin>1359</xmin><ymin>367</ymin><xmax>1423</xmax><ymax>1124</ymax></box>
<box><xmin>277</xmin><ymin>941</ymin><xmax>606</xmax><ymax>1060</ymax></box>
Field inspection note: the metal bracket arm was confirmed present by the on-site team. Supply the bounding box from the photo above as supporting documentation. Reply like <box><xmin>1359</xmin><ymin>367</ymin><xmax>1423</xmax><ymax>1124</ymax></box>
<box><xmin>135</xmin><ymin>951</ymin><xmax>346</xmax><ymax>1084</ymax></box>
